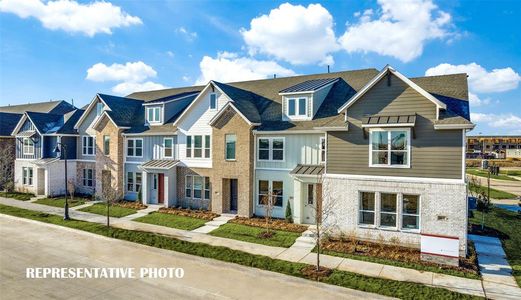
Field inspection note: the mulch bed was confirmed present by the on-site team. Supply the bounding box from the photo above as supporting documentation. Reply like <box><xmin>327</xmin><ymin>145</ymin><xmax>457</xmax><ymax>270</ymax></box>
<box><xmin>322</xmin><ymin>237</ymin><xmax>479</xmax><ymax>275</ymax></box>
<box><xmin>158</xmin><ymin>207</ymin><xmax>219</xmax><ymax>220</ymax></box>
<box><xmin>229</xmin><ymin>216</ymin><xmax>308</xmax><ymax>233</ymax></box>
<box><xmin>301</xmin><ymin>265</ymin><xmax>332</xmax><ymax>281</ymax></box>
<box><xmin>115</xmin><ymin>200</ymin><xmax>147</xmax><ymax>210</ymax></box>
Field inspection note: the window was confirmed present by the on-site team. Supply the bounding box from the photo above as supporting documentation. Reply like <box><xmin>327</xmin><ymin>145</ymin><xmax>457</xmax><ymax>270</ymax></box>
<box><xmin>163</xmin><ymin>138</ymin><xmax>174</xmax><ymax>158</ymax></box>
<box><xmin>185</xmin><ymin>175</ymin><xmax>210</xmax><ymax>200</ymax></box>
<box><xmin>83</xmin><ymin>168</ymin><xmax>93</xmax><ymax>187</ymax></box>
<box><xmin>287</xmin><ymin>97</ymin><xmax>307</xmax><ymax>117</ymax></box>
<box><xmin>359</xmin><ymin>192</ymin><xmax>375</xmax><ymax>225</ymax></box>
<box><xmin>96</xmin><ymin>102</ymin><xmax>104</xmax><ymax>116</ymax></box>
<box><xmin>127</xmin><ymin>138</ymin><xmax>143</xmax><ymax>157</ymax></box>
<box><xmin>135</xmin><ymin>173</ymin><xmax>142</xmax><ymax>193</ymax></box>
<box><xmin>22</xmin><ymin>167</ymin><xmax>33</xmax><ymax>185</ymax></box>
<box><xmin>209</xmin><ymin>93</ymin><xmax>217</xmax><ymax>110</ymax></box>
<box><xmin>127</xmin><ymin>172</ymin><xmax>134</xmax><ymax>192</ymax></box>
<box><xmin>146</xmin><ymin>107</ymin><xmax>161</xmax><ymax>123</ymax></box>
<box><xmin>402</xmin><ymin>194</ymin><xmax>420</xmax><ymax>230</ymax></box>
<box><xmin>186</xmin><ymin>135</ymin><xmax>211</xmax><ymax>158</ymax></box>
<box><xmin>225</xmin><ymin>134</ymin><xmax>236</xmax><ymax>160</ymax></box>
<box><xmin>126</xmin><ymin>172</ymin><xmax>142</xmax><ymax>192</ymax></box>
<box><xmin>22</xmin><ymin>138</ymin><xmax>34</xmax><ymax>155</ymax></box>
<box><xmin>257</xmin><ymin>137</ymin><xmax>284</xmax><ymax>161</ymax></box>
<box><xmin>320</xmin><ymin>137</ymin><xmax>326</xmax><ymax>163</ymax></box>
<box><xmin>82</xmin><ymin>136</ymin><xmax>95</xmax><ymax>156</ymax></box>
<box><xmin>257</xmin><ymin>180</ymin><xmax>283</xmax><ymax>207</ymax></box>
<box><xmin>307</xmin><ymin>184</ymin><xmax>314</xmax><ymax>205</ymax></box>
<box><xmin>380</xmin><ymin>193</ymin><xmax>397</xmax><ymax>227</ymax></box>
<box><xmin>370</xmin><ymin>129</ymin><xmax>409</xmax><ymax>167</ymax></box>
<box><xmin>103</xmin><ymin>135</ymin><xmax>110</xmax><ymax>155</ymax></box>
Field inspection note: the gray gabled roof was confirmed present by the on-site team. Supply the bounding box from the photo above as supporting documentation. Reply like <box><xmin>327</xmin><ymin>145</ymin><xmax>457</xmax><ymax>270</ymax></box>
<box><xmin>97</xmin><ymin>94</ymin><xmax>144</xmax><ymax>128</ymax></box>
<box><xmin>0</xmin><ymin>112</ymin><xmax>22</xmax><ymax>137</ymax></box>
<box><xmin>279</xmin><ymin>78</ymin><xmax>338</xmax><ymax>93</ymax></box>
<box><xmin>0</xmin><ymin>100</ymin><xmax>75</xmax><ymax>115</ymax></box>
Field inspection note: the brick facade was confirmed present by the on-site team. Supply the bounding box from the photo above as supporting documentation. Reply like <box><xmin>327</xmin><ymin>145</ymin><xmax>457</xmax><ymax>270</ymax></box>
<box><xmin>176</xmin><ymin>166</ymin><xmax>212</xmax><ymax>210</ymax></box>
<box><xmin>75</xmin><ymin>161</ymin><xmax>96</xmax><ymax>195</ymax></box>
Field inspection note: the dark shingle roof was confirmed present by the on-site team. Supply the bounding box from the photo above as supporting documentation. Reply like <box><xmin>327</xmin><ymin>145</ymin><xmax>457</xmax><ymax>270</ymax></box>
<box><xmin>98</xmin><ymin>94</ymin><xmax>144</xmax><ymax>128</ymax></box>
<box><xmin>144</xmin><ymin>91</ymin><xmax>200</xmax><ymax>104</ymax></box>
<box><xmin>0</xmin><ymin>112</ymin><xmax>22</xmax><ymax>136</ymax></box>
<box><xmin>0</xmin><ymin>100</ymin><xmax>75</xmax><ymax>115</ymax></box>
<box><xmin>127</xmin><ymin>86</ymin><xmax>204</xmax><ymax>101</ymax></box>
<box><xmin>26</xmin><ymin>112</ymin><xmax>63</xmax><ymax>134</ymax></box>
<box><xmin>279</xmin><ymin>78</ymin><xmax>339</xmax><ymax>93</ymax></box>
<box><xmin>57</xmin><ymin>109</ymin><xmax>85</xmax><ymax>134</ymax></box>
<box><xmin>212</xmin><ymin>81</ymin><xmax>264</xmax><ymax>124</ymax></box>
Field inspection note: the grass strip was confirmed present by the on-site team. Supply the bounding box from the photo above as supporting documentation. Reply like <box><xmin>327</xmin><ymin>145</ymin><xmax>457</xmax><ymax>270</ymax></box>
<box><xmin>0</xmin><ymin>204</ymin><xmax>482</xmax><ymax>300</ymax></box>
<box><xmin>210</xmin><ymin>223</ymin><xmax>301</xmax><ymax>248</ymax></box>
<box><xmin>469</xmin><ymin>182</ymin><xmax>517</xmax><ymax>199</ymax></box>
<box><xmin>79</xmin><ymin>203</ymin><xmax>137</xmax><ymax>217</ymax></box>
<box><xmin>34</xmin><ymin>197</ymin><xmax>87</xmax><ymax>208</ymax></box>
<box><xmin>0</xmin><ymin>192</ymin><xmax>34</xmax><ymax>201</ymax></box>
<box><xmin>134</xmin><ymin>212</ymin><xmax>207</xmax><ymax>230</ymax></box>
<box><xmin>466</xmin><ymin>168</ymin><xmax>518</xmax><ymax>181</ymax></box>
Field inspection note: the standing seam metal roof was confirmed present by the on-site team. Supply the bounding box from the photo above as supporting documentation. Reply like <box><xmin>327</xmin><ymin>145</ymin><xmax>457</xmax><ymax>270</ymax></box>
<box><xmin>279</xmin><ymin>78</ymin><xmax>339</xmax><ymax>93</ymax></box>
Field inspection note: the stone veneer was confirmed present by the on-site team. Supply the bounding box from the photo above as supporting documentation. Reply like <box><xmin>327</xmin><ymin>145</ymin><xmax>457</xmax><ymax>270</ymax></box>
<box><xmin>210</xmin><ymin>108</ymin><xmax>254</xmax><ymax>217</ymax></box>
<box><xmin>94</xmin><ymin>116</ymin><xmax>125</xmax><ymax>199</ymax></box>
<box><xmin>322</xmin><ymin>175</ymin><xmax>468</xmax><ymax>256</ymax></box>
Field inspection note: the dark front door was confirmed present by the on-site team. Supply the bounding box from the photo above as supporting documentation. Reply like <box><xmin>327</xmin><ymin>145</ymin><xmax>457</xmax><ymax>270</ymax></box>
<box><xmin>158</xmin><ymin>174</ymin><xmax>164</xmax><ymax>204</ymax></box>
<box><xmin>230</xmin><ymin>179</ymin><xmax>238</xmax><ymax>211</ymax></box>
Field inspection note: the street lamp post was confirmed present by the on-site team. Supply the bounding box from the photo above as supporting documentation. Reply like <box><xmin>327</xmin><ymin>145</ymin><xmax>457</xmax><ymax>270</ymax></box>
<box><xmin>53</xmin><ymin>142</ymin><xmax>70</xmax><ymax>220</ymax></box>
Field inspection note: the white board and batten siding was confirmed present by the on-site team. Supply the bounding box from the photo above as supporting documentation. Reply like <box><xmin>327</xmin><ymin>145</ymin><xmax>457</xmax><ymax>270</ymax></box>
<box><xmin>125</xmin><ymin>135</ymin><xmax>178</xmax><ymax>163</ymax></box>
<box><xmin>177</xmin><ymin>89</ymin><xmax>231</xmax><ymax>168</ymax></box>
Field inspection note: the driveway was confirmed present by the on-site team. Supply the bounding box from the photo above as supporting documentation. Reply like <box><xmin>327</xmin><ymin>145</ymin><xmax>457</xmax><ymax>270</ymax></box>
<box><xmin>0</xmin><ymin>214</ymin><xmax>390</xmax><ymax>300</ymax></box>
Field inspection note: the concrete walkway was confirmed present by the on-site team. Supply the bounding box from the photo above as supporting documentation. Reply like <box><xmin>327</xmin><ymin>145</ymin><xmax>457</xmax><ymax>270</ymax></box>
<box><xmin>0</xmin><ymin>197</ymin><xmax>486</xmax><ymax>297</ymax></box>
<box><xmin>119</xmin><ymin>204</ymin><xmax>162</xmax><ymax>220</ymax></box>
<box><xmin>191</xmin><ymin>214</ymin><xmax>236</xmax><ymax>234</ymax></box>
<box><xmin>470</xmin><ymin>234</ymin><xmax>521</xmax><ymax>299</ymax></box>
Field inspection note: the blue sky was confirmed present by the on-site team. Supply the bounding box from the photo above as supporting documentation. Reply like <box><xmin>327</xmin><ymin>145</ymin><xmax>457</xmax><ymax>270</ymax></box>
<box><xmin>0</xmin><ymin>0</ymin><xmax>520</xmax><ymax>135</ymax></box>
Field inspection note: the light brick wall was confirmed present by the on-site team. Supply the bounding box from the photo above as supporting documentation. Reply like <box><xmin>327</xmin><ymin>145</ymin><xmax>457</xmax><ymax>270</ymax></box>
<box><xmin>322</xmin><ymin>175</ymin><xmax>468</xmax><ymax>256</ymax></box>
<box><xmin>176</xmin><ymin>166</ymin><xmax>212</xmax><ymax>210</ymax></box>
<box><xmin>94</xmin><ymin>117</ymin><xmax>124</xmax><ymax>200</ymax></box>
<box><xmin>14</xmin><ymin>160</ymin><xmax>36</xmax><ymax>194</ymax></box>
<box><xmin>211</xmin><ymin>108</ymin><xmax>254</xmax><ymax>217</ymax></box>
<box><xmin>76</xmin><ymin>161</ymin><xmax>96</xmax><ymax>195</ymax></box>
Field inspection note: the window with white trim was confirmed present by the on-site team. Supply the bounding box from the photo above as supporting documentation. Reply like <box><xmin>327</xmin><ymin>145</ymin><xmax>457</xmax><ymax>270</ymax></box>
<box><xmin>82</xmin><ymin>136</ymin><xmax>95</xmax><ymax>156</ymax></box>
<box><xmin>380</xmin><ymin>193</ymin><xmax>397</xmax><ymax>227</ymax></box>
<box><xmin>127</xmin><ymin>138</ymin><xmax>143</xmax><ymax>157</ymax></box>
<box><xmin>103</xmin><ymin>135</ymin><xmax>110</xmax><ymax>155</ymax></box>
<box><xmin>359</xmin><ymin>192</ymin><xmax>375</xmax><ymax>225</ymax></box>
<box><xmin>370</xmin><ymin>129</ymin><xmax>409</xmax><ymax>167</ymax></box>
<box><xmin>22</xmin><ymin>167</ymin><xmax>33</xmax><ymax>185</ymax></box>
<box><xmin>96</xmin><ymin>102</ymin><xmax>104</xmax><ymax>116</ymax></box>
<box><xmin>257</xmin><ymin>137</ymin><xmax>284</xmax><ymax>161</ymax></box>
<box><xmin>225</xmin><ymin>134</ymin><xmax>236</xmax><ymax>160</ymax></box>
<box><xmin>320</xmin><ymin>137</ymin><xmax>326</xmax><ymax>163</ymax></box>
<box><xmin>209</xmin><ymin>93</ymin><xmax>217</xmax><ymax>110</ymax></box>
<box><xmin>186</xmin><ymin>135</ymin><xmax>211</xmax><ymax>158</ymax></box>
<box><xmin>287</xmin><ymin>97</ymin><xmax>307</xmax><ymax>117</ymax></box>
<box><xmin>402</xmin><ymin>194</ymin><xmax>420</xmax><ymax>230</ymax></box>
<box><xmin>126</xmin><ymin>172</ymin><xmax>142</xmax><ymax>192</ymax></box>
<box><xmin>185</xmin><ymin>175</ymin><xmax>210</xmax><ymax>200</ymax></box>
<box><xmin>146</xmin><ymin>107</ymin><xmax>161</xmax><ymax>124</ymax></box>
<box><xmin>22</xmin><ymin>138</ymin><xmax>34</xmax><ymax>155</ymax></box>
<box><xmin>257</xmin><ymin>180</ymin><xmax>283</xmax><ymax>207</ymax></box>
<box><xmin>83</xmin><ymin>168</ymin><xmax>93</xmax><ymax>187</ymax></box>
<box><xmin>163</xmin><ymin>138</ymin><xmax>174</xmax><ymax>158</ymax></box>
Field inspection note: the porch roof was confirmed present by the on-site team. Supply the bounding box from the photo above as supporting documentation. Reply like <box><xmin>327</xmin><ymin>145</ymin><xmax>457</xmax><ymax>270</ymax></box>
<box><xmin>361</xmin><ymin>114</ymin><xmax>416</xmax><ymax>128</ymax></box>
<box><xmin>290</xmin><ymin>164</ymin><xmax>324</xmax><ymax>176</ymax></box>
<box><xmin>140</xmin><ymin>159</ymin><xmax>179</xmax><ymax>171</ymax></box>
<box><xmin>33</xmin><ymin>157</ymin><xmax>59</xmax><ymax>166</ymax></box>
<box><xmin>16</xmin><ymin>130</ymin><xmax>37</xmax><ymax>138</ymax></box>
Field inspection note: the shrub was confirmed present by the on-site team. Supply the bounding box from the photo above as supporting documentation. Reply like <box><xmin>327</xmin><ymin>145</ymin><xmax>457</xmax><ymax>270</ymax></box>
<box><xmin>285</xmin><ymin>201</ymin><xmax>293</xmax><ymax>223</ymax></box>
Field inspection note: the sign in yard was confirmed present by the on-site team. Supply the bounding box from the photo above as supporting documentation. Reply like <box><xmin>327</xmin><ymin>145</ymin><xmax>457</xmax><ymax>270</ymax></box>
<box><xmin>420</xmin><ymin>233</ymin><xmax>459</xmax><ymax>258</ymax></box>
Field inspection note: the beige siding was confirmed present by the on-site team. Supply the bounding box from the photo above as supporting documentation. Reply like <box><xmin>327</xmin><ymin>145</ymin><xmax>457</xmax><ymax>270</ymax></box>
<box><xmin>327</xmin><ymin>74</ymin><xmax>463</xmax><ymax>179</ymax></box>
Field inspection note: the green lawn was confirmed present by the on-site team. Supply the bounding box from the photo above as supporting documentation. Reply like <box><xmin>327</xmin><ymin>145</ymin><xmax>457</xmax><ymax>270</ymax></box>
<box><xmin>466</xmin><ymin>168</ymin><xmax>518</xmax><ymax>181</ymax></box>
<box><xmin>134</xmin><ymin>212</ymin><xmax>207</xmax><ymax>230</ymax></box>
<box><xmin>34</xmin><ymin>197</ymin><xmax>87</xmax><ymax>208</ymax></box>
<box><xmin>470</xmin><ymin>207</ymin><xmax>521</xmax><ymax>286</ymax></box>
<box><xmin>79</xmin><ymin>203</ymin><xmax>137</xmax><ymax>218</ymax></box>
<box><xmin>0</xmin><ymin>204</ymin><xmax>481</xmax><ymax>299</ymax></box>
<box><xmin>318</xmin><ymin>247</ymin><xmax>479</xmax><ymax>279</ymax></box>
<box><xmin>501</xmin><ymin>170</ymin><xmax>521</xmax><ymax>177</ymax></box>
<box><xmin>0</xmin><ymin>191</ymin><xmax>34</xmax><ymax>201</ymax></box>
<box><xmin>469</xmin><ymin>182</ymin><xmax>517</xmax><ymax>199</ymax></box>
<box><xmin>209</xmin><ymin>223</ymin><xmax>301</xmax><ymax>248</ymax></box>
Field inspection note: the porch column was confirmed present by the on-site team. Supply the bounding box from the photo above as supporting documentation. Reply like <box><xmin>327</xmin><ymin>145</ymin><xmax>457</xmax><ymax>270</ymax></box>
<box><xmin>292</xmin><ymin>179</ymin><xmax>303</xmax><ymax>224</ymax></box>
<box><xmin>141</xmin><ymin>170</ymin><xmax>148</xmax><ymax>205</ymax></box>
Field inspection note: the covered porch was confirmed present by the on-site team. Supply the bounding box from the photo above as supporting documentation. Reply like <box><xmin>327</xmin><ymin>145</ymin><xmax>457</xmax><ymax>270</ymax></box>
<box><xmin>290</xmin><ymin>164</ymin><xmax>323</xmax><ymax>225</ymax></box>
<box><xmin>138</xmin><ymin>160</ymin><xmax>179</xmax><ymax>207</ymax></box>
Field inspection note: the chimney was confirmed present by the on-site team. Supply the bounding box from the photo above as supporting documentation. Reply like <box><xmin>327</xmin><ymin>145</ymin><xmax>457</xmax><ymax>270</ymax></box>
<box><xmin>327</xmin><ymin>65</ymin><xmax>330</xmax><ymax>73</ymax></box>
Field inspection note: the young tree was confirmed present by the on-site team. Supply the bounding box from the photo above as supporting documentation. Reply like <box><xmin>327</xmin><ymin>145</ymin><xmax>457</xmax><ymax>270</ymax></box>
<box><xmin>67</xmin><ymin>179</ymin><xmax>75</xmax><ymax>202</ymax></box>
<box><xmin>0</xmin><ymin>144</ymin><xmax>15</xmax><ymax>191</ymax></box>
<box><xmin>260</xmin><ymin>191</ymin><xmax>275</xmax><ymax>237</ymax></box>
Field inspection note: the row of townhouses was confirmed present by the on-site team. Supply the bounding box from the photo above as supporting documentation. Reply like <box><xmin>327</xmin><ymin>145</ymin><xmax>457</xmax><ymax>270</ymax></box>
<box><xmin>2</xmin><ymin>65</ymin><xmax>475</xmax><ymax>259</ymax></box>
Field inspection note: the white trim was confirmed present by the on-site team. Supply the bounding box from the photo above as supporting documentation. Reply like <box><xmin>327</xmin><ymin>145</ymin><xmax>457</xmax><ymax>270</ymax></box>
<box><xmin>255</xmin><ymin>167</ymin><xmax>293</xmax><ymax>171</ymax></box>
<box><xmin>312</xmin><ymin>126</ymin><xmax>349</xmax><ymax>132</ymax></box>
<box><xmin>126</xmin><ymin>138</ymin><xmax>144</xmax><ymax>158</ymax></box>
<box><xmin>74</xmin><ymin>159</ymin><xmax>96</xmax><ymax>163</ymax></box>
<box><xmin>208</xmin><ymin>102</ymin><xmax>260</xmax><ymax>127</ymax></box>
<box><xmin>42</xmin><ymin>133</ymin><xmax>79</xmax><ymax>137</ymax></box>
<box><xmin>74</xmin><ymin>94</ymin><xmax>109</xmax><ymax>129</ymax></box>
<box><xmin>284</xmin><ymin>96</ymin><xmax>309</xmax><ymax>120</ymax></box>
<box><xmin>163</xmin><ymin>137</ymin><xmax>174</xmax><ymax>159</ymax></box>
<box><xmin>123</xmin><ymin>132</ymin><xmax>178</xmax><ymax>136</ymax></box>
<box><xmin>320</xmin><ymin>136</ymin><xmax>326</xmax><ymax>163</ymax></box>
<box><xmin>145</xmin><ymin>106</ymin><xmax>162</xmax><ymax>125</ymax></box>
<box><xmin>362</xmin><ymin>123</ymin><xmax>415</xmax><ymax>128</ymax></box>
<box><xmin>81</xmin><ymin>135</ymin><xmax>95</xmax><ymax>156</ymax></box>
<box><xmin>253</xmin><ymin>129</ymin><xmax>323</xmax><ymax>135</ymax></box>
<box><xmin>323</xmin><ymin>173</ymin><xmax>465</xmax><ymax>185</ymax></box>
<box><xmin>257</xmin><ymin>136</ymin><xmax>285</xmax><ymax>162</ymax></box>
<box><xmin>337</xmin><ymin>65</ymin><xmax>447</xmax><ymax>113</ymax></box>
<box><xmin>278</xmin><ymin>79</ymin><xmax>339</xmax><ymax>96</ymax></box>
<box><xmin>124</xmin><ymin>161</ymin><xmax>143</xmax><ymax>164</ymax></box>
<box><xmin>368</xmin><ymin>128</ymin><xmax>411</xmax><ymax>168</ymax></box>
<box><xmin>434</xmin><ymin>124</ymin><xmax>475</xmax><ymax>130</ymax></box>
<box><xmin>462</xmin><ymin>129</ymin><xmax>466</xmax><ymax>181</ymax></box>
<box><xmin>22</xmin><ymin>137</ymin><xmax>35</xmax><ymax>155</ymax></box>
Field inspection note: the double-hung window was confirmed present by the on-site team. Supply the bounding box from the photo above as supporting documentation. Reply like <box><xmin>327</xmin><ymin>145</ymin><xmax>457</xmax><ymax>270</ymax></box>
<box><xmin>287</xmin><ymin>97</ymin><xmax>307</xmax><ymax>117</ymax></box>
<box><xmin>83</xmin><ymin>168</ymin><xmax>93</xmax><ymax>187</ymax></box>
<box><xmin>225</xmin><ymin>134</ymin><xmax>236</xmax><ymax>160</ymax></box>
<box><xmin>103</xmin><ymin>135</ymin><xmax>110</xmax><ymax>155</ymax></box>
<box><xmin>257</xmin><ymin>137</ymin><xmax>284</xmax><ymax>161</ymax></box>
<box><xmin>320</xmin><ymin>137</ymin><xmax>326</xmax><ymax>163</ymax></box>
<box><xmin>194</xmin><ymin>136</ymin><xmax>202</xmax><ymax>157</ymax></box>
<box><xmin>193</xmin><ymin>176</ymin><xmax>203</xmax><ymax>199</ymax></box>
<box><xmin>146</xmin><ymin>107</ymin><xmax>161</xmax><ymax>124</ymax></box>
<box><xmin>127</xmin><ymin>138</ymin><xmax>143</xmax><ymax>157</ymax></box>
<box><xmin>185</xmin><ymin>175</ymin><xmax>210</xmax><ymax>200</ymax></box>
<box><xmin>22</xmin><ymin>167</ymin><xmax>33</xmax><ymax>185</ymax></box>
<box><xmin>380</xmin><ymin>193</ymin><xmax>397</xmax><ymax>227</ymax></box>
<box><xmin>257</xmin><ymin>180</ymin><xmax>283</xmax><ymax>207</ymax></box>
<box><xmin>82</xmin><ymin>136</ymin><xmax>95</xmax><ymax>156</ymax></box>
<box><xmin>370</xmin><ymin>129</ymin><xmax>409</xmax><ymax>167</ymax></box>
<box><xmin>126</xmin><ymin>172</ymin><xmax>142</xmax><ymax>192</ymax></box>
<box><xmin>163</xmin><ymin>138</ymin><xmax>174</xmax><ymax>158</ymax></box>
<box><xmin>186</xmin><ymin>135</ymin><xmax>211</xmax><ymax>158</ymax></box>
<box><xmin>402</xmin><ymin>194</ymin><xmax>420</xmax><ymax>230</ymax></box>
<box><xmin>359</xmin><ymin>192</ymin><xmax>375</xmax><ymax>225</ymax></box>
<box><xmin>209</xmin><ymin>93</ymin><xmax>217</xmax><ymax>110</ymax></box>
<box><xmin>22</xmin><ymin>138</ymin><xmax>34</xmax><ymax>155</ymax></box>
<box><xmin>358</xmin><ymin>192</ymin><xmax>420</xmax><ymax>231</ymax></box>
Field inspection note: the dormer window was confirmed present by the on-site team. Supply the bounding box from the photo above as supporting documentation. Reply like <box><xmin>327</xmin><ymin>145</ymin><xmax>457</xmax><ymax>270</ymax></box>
<box><xmin>146</xmin><ymin>106</ymin><xmax>161</xmax><ymax>124</ymax></box>
<box><xmin>209</xmin><ymin>93</ymin><xmax>217</xmax><ymax>110</ymax></box>
<box><xmin>96</xmin><ymin>102</ymin><xmax>104</xmax><ymax>116</ymax></box>
<box><xmin>288</xmin><ymin>97</ymin><xmax>307</xmax><ymax>117</ymax></box>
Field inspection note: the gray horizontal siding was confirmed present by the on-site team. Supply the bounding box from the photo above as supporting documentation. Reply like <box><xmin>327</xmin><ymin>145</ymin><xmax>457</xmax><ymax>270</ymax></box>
<box><xmin>327</xmin><ymin>74</ymin><xmax>463</xmax><ymax>179</ymax></box>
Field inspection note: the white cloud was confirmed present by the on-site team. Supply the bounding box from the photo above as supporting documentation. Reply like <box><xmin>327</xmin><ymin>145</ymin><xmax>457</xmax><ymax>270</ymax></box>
<box><xmin>425</xmin><ymin>63</ymin><xmax>521</xmax><ymax>93</ymax></box>
<box><xmin>338</xmin><ymin>0</ymin><xmax>452</xmax><ymax>62</ymax></box>
<box><xmin>471</xmin><ymin>112</ymin><xmax>521</xmax><ymax>128</ymax></box>
<box><xmin>196</xmin><ymin>52</ymin><xmax>296</xmax><ymax>84</ymax></box>
<box><xmin>112</xmin><ymin>81</ymin><xmax>167</xmax><ymax>95</ymax></box>
<box><xmin>0</xmin><ymin>0</ymin><xmax>142</xmax><ymax>36</ymax></box>
<box><xmin>86</xmin><ymin>61</ymin><xmax>157</xmax><ymax>83</ymax></box>
<box><xmin>468</xmin><ymin>92</ymin><xmax>491</xmax><ymax>107</ymax></box>
<box><xmin>86</xmin><ymin>61</ymin><xmax>167</xmax><ymax>95</ymax></box>
<box><xmin>166</xmin><ymin>51</ymin><xmax>175</xmax><ymax>58</ymax></box>
<box><xmin>176</xmin><ymin>26</ymin><xmax>197</xmax><ymax>41</ymax></box>
<box><xmin>241</xmin><ymin>3</ymin><xmax>338</xmax><ymax>65</ymax></box>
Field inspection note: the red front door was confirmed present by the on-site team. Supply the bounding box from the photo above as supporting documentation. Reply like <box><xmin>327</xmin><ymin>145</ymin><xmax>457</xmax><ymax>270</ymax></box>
<box><xmin>158</xmin><ymin>174</ymin><xmax>164</xmax><ymax>204</ymax></box>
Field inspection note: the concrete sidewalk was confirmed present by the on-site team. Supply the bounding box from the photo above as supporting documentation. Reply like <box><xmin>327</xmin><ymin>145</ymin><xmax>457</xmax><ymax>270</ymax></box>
<box><xmin>0</xmin><ymin>196</ymin><xmax>486</xmax><ymax>297</ymax></box>
<box><xmin>468</xmin><ymin>174</ymin><xmax>521</xmax><ymax>197</ymax></box>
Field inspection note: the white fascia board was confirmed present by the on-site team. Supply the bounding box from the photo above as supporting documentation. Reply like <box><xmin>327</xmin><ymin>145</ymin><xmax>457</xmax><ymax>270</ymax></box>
<box><xmin>278</xmin><ymin>79</ymin><xmax>339</xmax><ymax>96</ymax></box>
<box><xmin>24</xmin><ymin>114</ymin><xmax>43</xmax><ymax>135</ymax></box>
<box><xmin>312</xmin><ymin>126</ymin><xmax>349</xmax><ymax>132</ymax></box>
<box><xmin>337</xmin><ymin>65</ymin><xmax>447</xmax><ymax>113</ymax></box>
<box><xmin>172</xmin><ymin>82</ymin><xmax>215</xmax><ymax>126</ymax></box>
<box><xmin>323</xmin><ymin>173</ymin><xmax>465</xmax><ymax>185</ymax></box>
<box><xmin>434</xmin><ymin>123</ymin><xmax>475</xmax><ymax>130</ymax></box>
<box><xmin>361</xmin><ymin>123</ymin><xmax>415</xmax><ymax>128</ymax></box>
